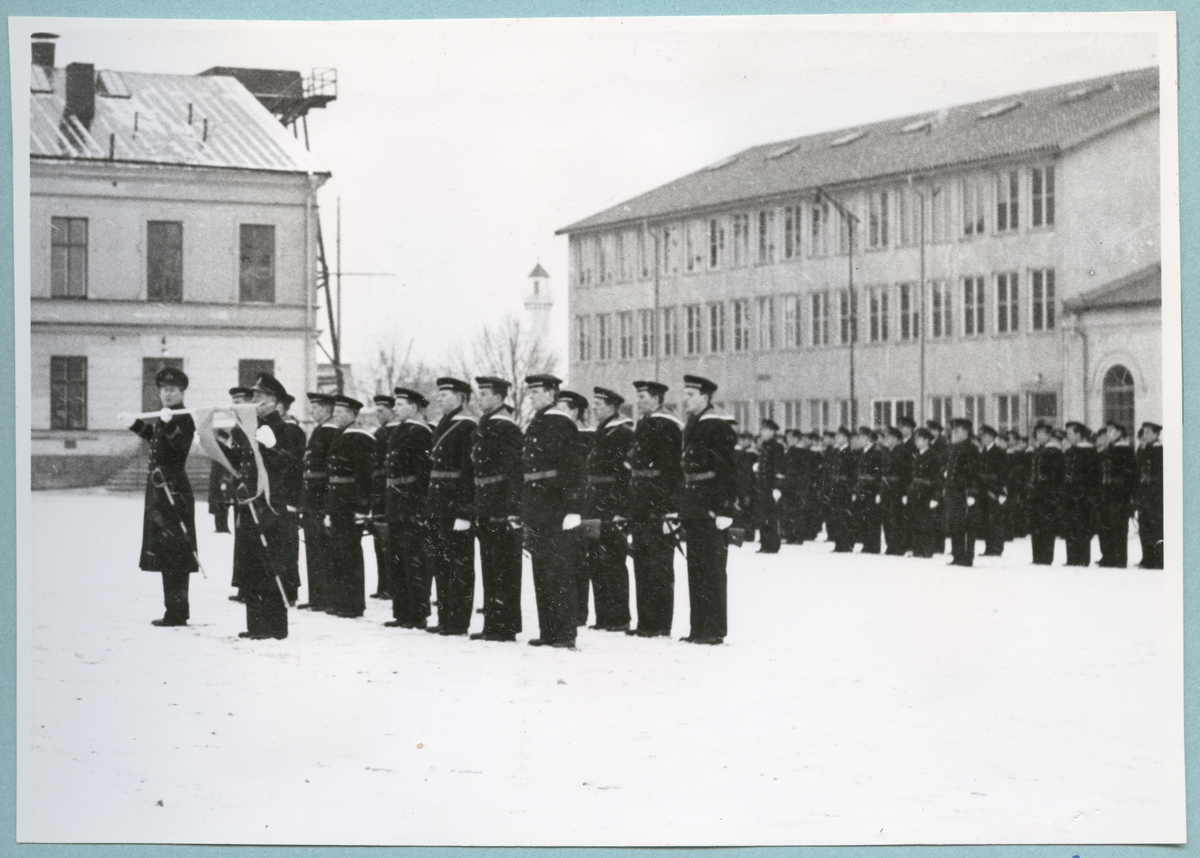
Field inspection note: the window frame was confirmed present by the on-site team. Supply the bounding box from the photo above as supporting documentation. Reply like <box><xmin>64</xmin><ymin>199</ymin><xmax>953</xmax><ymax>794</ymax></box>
<box><xmin>238</xmin><ymin>223</ymin><xmax>276</xmax><ymax>304</ymax></box>
<box><xmin>147</xmin><ymin>220</ymin><xmax>184</xmax><ymax>303</ymax></box>
<box><xmin>50</xmin><ymin>216</ymin><xmax>88</xmax><ymax>299</ymax></box>
<box><xmin>995</xmin><ymin>170</ymin><xmax>1020</xmax><ymax>233</ymax></box>
<box><xmin>50</xmin><ymin>355</ymin><xmax>88</xmax><ymax>430</ymax></box>
<box><xmin>1031</xmin><ymin>267</ymin><xmax>1056</xmax><ymax>332</ymax></box>
<box><xmin>962</xmin><ymin>275</ymin><xmax>985</xmax><ymax>337</ymax></box>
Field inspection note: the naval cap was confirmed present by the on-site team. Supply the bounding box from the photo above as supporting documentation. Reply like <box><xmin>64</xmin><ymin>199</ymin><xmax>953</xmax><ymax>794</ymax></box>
<box><xmin>682</xmin><ymin>374</ymin><xmax>718</xmax><ymax>395</ymax></box>
<box><xmin>333</xmin><ymin>394</ymin><xmax>363</xmax><ymax>412</ymax></box>
<box><xmin>253</xmin><ymin>373</ymin><xmax>287</xmax><ymax>402</ymax></box>
<box><xmin>155</xmin><ymin>366</ymin><xmax>189</xmax><ymax>390</ymax></box>
<box><xmin>392</xmin><ymin>387</ymin><xmax>429</xmax><ymax>408</ymax></box>
<box><xmin>592</xmin><ymin>386</ymin><xmax>624</xmax><ymax>407</ymax></box>
<box><xmin>436</xmin><ymin>377</ymin><xmax>472</xmax><ymax>395</ymax></box>
<box><xmin>475</xmin><ymin>376</ymin><xmax>511</xmax><ymax>395</ymax></box>
<box><xmin>524</xmin><ymin>373</ymin><xmax>562</xmax><ymax>390</ymax></box>
<box><xmin>633</xmin><ymin>379</ymin><xmax>669</xmax><ymax>397</ymax></box>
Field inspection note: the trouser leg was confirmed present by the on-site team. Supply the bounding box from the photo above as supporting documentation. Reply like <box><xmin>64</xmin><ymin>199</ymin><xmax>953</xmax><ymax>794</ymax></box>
<box><xmin>633</xmin><ymin>522</ymin><xmax>674</xmax><ymax>634</ymax></box>
<box><xmin>481</xmin><ymin>522</ymin><xmax>522</xmax><ymax>637</ymax></box>
<box><xmin>303</xmin><ymin>520</ymin><xmax>330</xmax><ymax>610</ymax></box>
<box><xmin>684</xmin><ymin>519</ymin><xmax>728</xmax><ymax>640</ymax></box>
<box><xmin>592</xmin><ymin>524</ymin><xmax>631</xmax><ymax>628</ymax></box>
<box><xmin>426</xmin><ymin>521</ymin><xmax>472</xmax><ymax>633</ymax></box>
<box><xmin>161</xmin><ymin>569</ymin><xmax>190</xmax><ymax>623</ymax></box>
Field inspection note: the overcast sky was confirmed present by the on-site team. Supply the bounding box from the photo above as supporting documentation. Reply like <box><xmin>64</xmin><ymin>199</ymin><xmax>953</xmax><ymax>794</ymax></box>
<box><xmin>19</xmin><ymin>14</ymin><xmax>1166</xmax><ymax>381</ymax></box>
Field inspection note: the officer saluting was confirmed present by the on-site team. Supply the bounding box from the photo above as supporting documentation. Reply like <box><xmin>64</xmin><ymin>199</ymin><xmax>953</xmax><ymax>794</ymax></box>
<box><xmin>679</xmin><ymin>375</ymin><xmax>736</xmax><ymax>645</ymax></box>
<box><xmin>324</xmin><ymin>395</ymin><xmax>376</xmax><ymax>619</ymax></box>
<box><xmin>423</xmin><ymin>377</ymin><xmax>477</xmax><ymax>636</ymax></box>
<box><xmin>625</xmin><ymin>380</ymin><xmax>682</xmax><ymax>638</ymax></box>
<box><xmin>383</xmin><ymin>387</ymin><xmax>434</xmax><ymax>629</ymax></box>
<box><xmin>522</xmin><ymin>374</ymin><xmax>583</xmax><ymax>649</ymax></box>
<box><xmin>298</xmin><ymin>392</ymin><xmax>338</xmax><ymax>612</ymax></box>
<box><xmin>470</xmin><ymin>377</ymin><xmax>524</xmax><ymax>642</ymax></box>
<box><xmin>121</xmin><ymin>366</ymin><xmax>198</xmax><ymax>627</ymax></box>
<box><xmin>584</xmin><ymin>387</ymin><xmax>635</xmax><ymax>632</ymax></box>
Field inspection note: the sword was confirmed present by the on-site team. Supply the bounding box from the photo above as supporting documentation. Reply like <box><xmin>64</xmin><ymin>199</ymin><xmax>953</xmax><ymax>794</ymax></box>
<box><xmin>236</xmin><ymin>483</ymin><xmax>290</xmax><ymax>610</ymax></box>
<box><xmin>150</xmin><ymin>467</ymin><xmax>206</xmax><ymax>578</ymax></box>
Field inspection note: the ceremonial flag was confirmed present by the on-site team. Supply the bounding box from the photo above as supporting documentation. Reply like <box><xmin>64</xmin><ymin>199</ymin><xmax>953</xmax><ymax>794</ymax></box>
<box><xmin>193</xmin><ymin>404</ymin><xmax>271</xmax><ymax>505</ymax></box>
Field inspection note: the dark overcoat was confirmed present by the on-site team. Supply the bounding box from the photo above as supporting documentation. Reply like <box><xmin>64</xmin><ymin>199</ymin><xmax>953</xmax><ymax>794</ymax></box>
<box><xmin>132</xmin><ymin>409</ymin><xmax>198</xmax><ymax>572</ymax></box>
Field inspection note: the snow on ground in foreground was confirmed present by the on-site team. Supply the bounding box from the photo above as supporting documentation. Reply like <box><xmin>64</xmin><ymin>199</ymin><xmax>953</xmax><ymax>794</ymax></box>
<box><xmin>17</xmin><ymin>490</ymin><xmax>1184</xmax><ymax>846</ymax></box>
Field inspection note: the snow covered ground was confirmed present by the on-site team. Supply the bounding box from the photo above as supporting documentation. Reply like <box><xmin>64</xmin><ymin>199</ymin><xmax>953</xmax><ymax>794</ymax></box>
<box><xmin>17</xmin><ymin>490</ymin><xmax>1184</xmax><ymax>846</ymax></box>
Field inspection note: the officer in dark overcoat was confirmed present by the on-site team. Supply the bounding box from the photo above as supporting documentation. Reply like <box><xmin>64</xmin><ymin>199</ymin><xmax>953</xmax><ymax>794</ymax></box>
<box><xmin>1005</xmin><ymin>433</ymin><xmax>1031</xmax><ymax>541</ymax></box>
<box><xmin>522</xmin><ymin>374</ymin><xmax>584</xmax><ymax>649</ymax></box>
<box><xmin>557</xmin><ymin>390</ymin><xmax>594</xmax><ymax>626</ymax></box>
<box><xmin>382</xmin><ymin>387</ymin><xmax>434</xmax><ymax>629</ymax></box>
<box><xmin>977</xmin><ymin>425</ymin><xmax>1009</xmax><ymax>556</ymax></box>
<box><xmin>370</xmin><ymin>394</ymin><xmax>398</xmax><ymax>600</ymax></box>
<box><xmin>625</xmin><ymin>380</ymin><xmax>682</xmax><ymax>638</ymax></box>
<box><xmin>1098</xmin><ymin>421</ymin><xmax>1137</xmax><ymax>568</ymax></box>
<box><xmin>754</xmin><ymin>420</ymin><xmax>785</xmax><ymax>553</ymax></box>
<box><xmin>422</xmin><ymin>377</ymin><xmax>477</xmax><ymax>635</ymax></box>
<box><xmin>678</xmin><ymin>375</ymin><xmax>736</xmax><ymax>645</ymax></box>
<box><xmin>880</xmin><ymin>427</ymin><xmax>911</xmax><ymax>555</ymax></box>
<box><xmin>1061</xmin><ymin>422</ymin><xmax>1101</xmax><ymax>567</ymax></box>
<box><xmin>122</xmin><ymin>366</ymin><xmax>198</xmax><ymax>627</ymax></box>
<box><xmin>826</xmin><ymin>427</ymin><xmax>856</xmax><ymax>552</ymax></box>
<box><xmin>324</xmin><ymin>395</ymin><xmax>376</xmax><ymax>618</ymax></box>
<box><xmin>582</xmin><ymin>387</ymin><xmax>634</xmax><ymax>632</ymax></box>
<box><xmin>232</xmin><ymin>373</ymin><xmax>302</xmax><ymax>639</ymax></box>
<box><xmin>943</xmin><ymin>418</ymin><xmax>980</xmax><ymax>567</ymax></box>
<box><xmin>298</xmin><ymin>393</ymin><xmax>338</xmax><ymax>611</ymax></box>
<box><xmin>468</xmin><ymin>377</ymin><xmax>524</xmax><ymax>641</ymax></box>
<box><xmin>1136</xmin><ymin>422</ymin><xmax>1163</xmax><ymax>569</ymax></box>
<box><xmin>1026</xmin><ymin>422</ymin><xmax>1064</xmax><ymax>565</ymax></box>
<box><xmin>208</xmin><ymin>386</ymin><xmax>252</xmax><ymax>534</ymax></box>
<box><xmin>852</xmin><ymin>426</ymin><xmax>884</xmax><ymax>553</ymax></box>
<box><xmin>926</xmin><ymin>419</ymin><xmax>948</xmax><ymax>552</ymax></box>
<box><xmin>807</xmin><ymin>432</ymin><xmax>831</xmax><ymax>542</ymax></box>
<box><xmin>733</xmin><ymin>434</ymin><xmax>758</xmax><ymax>542</ymax></box>
<box><xmin>274</xmin><ymin>392</ymin><xmax>308</xmax><ymax>604</ymax></box>
<box><xmin>905</xmin><ymin>427</ymin><xmax>943</xmax><ymax>558</ymax></box>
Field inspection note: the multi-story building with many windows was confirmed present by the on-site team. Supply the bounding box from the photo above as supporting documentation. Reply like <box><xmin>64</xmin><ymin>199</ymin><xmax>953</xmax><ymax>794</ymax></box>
<box><xmin>28</xmin><ymin>42</ymin><xmax>330</xmax><ymax>487</ymax></box>
<box><xmin>558</xmin><ymin>67</ymin><xmax>1162</xmax><ymax>435</ymax></box>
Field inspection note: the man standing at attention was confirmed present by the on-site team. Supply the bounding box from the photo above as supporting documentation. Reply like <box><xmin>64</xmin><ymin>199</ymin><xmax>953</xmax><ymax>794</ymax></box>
<box><xmin>298</xmin><ymin>392</ymin><xmax>338</xmax><ymax>612</ymax></box>
<box><xmin>584</xmin><ymin>386</ymin><xmax>634</xmax><ymax>632</ymax></box>
<box><xmin>383</xmin><ymin>387</ymin><xmax>434</xmax><ymax>629</ymax></box>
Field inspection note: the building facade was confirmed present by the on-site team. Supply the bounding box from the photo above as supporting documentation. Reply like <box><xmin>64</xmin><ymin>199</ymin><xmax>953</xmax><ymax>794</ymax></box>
<box><xmin>559</xmin><ymin>68</ymin><xmax>1161</xmax><ymax>435</ymax></box>
<box><xmin>29</xmin><ymin>47</ymin><xmax>329</xmax><ymax>487</ymax></box>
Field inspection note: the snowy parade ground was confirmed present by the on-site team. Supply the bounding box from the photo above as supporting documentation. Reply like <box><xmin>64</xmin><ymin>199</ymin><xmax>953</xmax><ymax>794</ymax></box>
<box><xmin>16</xmin><ymin>489</ymin><xmax>1185</xmax><ymax>846</ymax></box>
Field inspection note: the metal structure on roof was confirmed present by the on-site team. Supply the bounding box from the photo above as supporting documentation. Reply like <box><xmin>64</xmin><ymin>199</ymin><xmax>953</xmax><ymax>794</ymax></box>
<box><xmin>199</xmin><ymin>66</ymin><xmax>336</xmax><ymax>149</ymax></box>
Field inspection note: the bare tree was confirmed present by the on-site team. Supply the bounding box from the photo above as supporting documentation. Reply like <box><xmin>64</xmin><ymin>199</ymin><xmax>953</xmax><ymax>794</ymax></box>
<box><xmin>357</xmin><ymin>328</ymin><xmax>439</xmax><ymax>422</ymax></box>
<box><xmin>453</xmin><ymin>313</ymin><xmax>558</xmax><ymax>422</ymax></box>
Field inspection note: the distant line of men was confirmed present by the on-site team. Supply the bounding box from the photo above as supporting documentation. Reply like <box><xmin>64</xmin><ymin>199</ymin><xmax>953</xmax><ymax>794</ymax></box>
<box><xmin>733</xmin><ymin>415</ymin><xmax>1164</xmax><ymax>570</ymax></box>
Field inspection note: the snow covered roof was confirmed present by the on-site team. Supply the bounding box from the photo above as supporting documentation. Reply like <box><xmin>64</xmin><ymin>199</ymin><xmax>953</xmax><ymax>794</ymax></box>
<box><xmin>1063</xmin><ymin>263</ymin><xmax>1162</xmax><ymax>313</ymax></box>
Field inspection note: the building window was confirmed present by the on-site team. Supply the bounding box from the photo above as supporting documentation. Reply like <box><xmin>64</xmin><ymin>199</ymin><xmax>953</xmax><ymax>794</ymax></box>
<box><xmin>961</xmin><ymin>176</ymin><xmax>986</xmax><ymax>236</ymax></box>
<box><xmin>996</xmin><ymin>171</ymin><xmax>1019</xmax><ymax>232</ymax></box>
<box><xmin>685</xmin><ymin>221</ymin><xmax>706</xmax><ymax>273</ymax></box>
<box><xmin>838</xmin><ymin>289</ymin><xmax>858</xmax><ymax>346</ymax></box>
<box><xmin>731</xmin><ymin>401</ymin><xmax>751</xmax><ymax>430</ymax></box>
<box><xmin>1031</xmin><ymin>268</ymin><xmax>1056</xmax><ymax>331</ymax></box>
<box><xmin>638</xmin><ymin>309</ymin><xmax>655</xmax><ymax>358</ymax></box>
<box><xmin>661</xmin><ymin>307</ymin><xmax>678</xmax><ymax>357</ymax></box>
<box><xmin>732</xmin><ymin>299</ymin><xmax>752</xmax><ymax>352</ymax></box>
<box><xmin>51</xmin><ymin>216</ymin><xmax>88</xmax><ymax>298</ymax></box>
<box><xmin>757</xmin><ymin>400</ymin><xmax>775</xmax><ymax>430</ymax></box>
<box><xmin>868</xmin><ymin>191</ymin><xmax>889</xmax><ymax>249</ymax></box>
<box><xmin>868</xmin><ymin>286</ymin><xmax>888</xmax><ymax>343</ymax></box>
<box><xmin>811</xmin><ymin>291</ymin><xmax>830</xmax><ymax>347</ymax></box>
<box><xmin>895</xmin><ymin>400</ymin><xmax>915</xmax><ymax>423</ymax></box>
<box><xmin>1032</xmin><ymin>165</ymin><xmax>1055</xmax><ymax>227</ymax></box>
<box><xmin>963</xmin><ymin>394</ymin><xmax>985</xmax><ymax>427</ymax></box>
<box><xmin>757</xmin><ymin>297</ymin><xmax>776</xmax><ymax>350</ymax></box>
<box><xmin>146</xmin><ymin>221</ymin><xmax>184</xmax><ymax>302</ymax></box>
<box><xmin>897</xmin><ymin>187</ymin><xmax>917</xmax><ymax>247</ymax></box>
<box><xmin>1032</xmin><ymin>392</ymin><xmax>1058</xmax><ymax>426</ymax></box>
<box><xmin>838</xmin><ymin>399</ymin><xmax>858</xmax><ymax>429</ymax></box>
<box><xmin>783</xmin><ymin>295</ymin><xmax>801</xmax><ymax>348</ymax></box>
<box><xmin>50</xmin><ymin>356</ymin><xmax>87</xmax><ymax>430</ymax></box>
<box><xmin>809</xmin><ymin>398</ymin><xmax>830</xmax><ymax>433</ymax></box>
<box><xmin>239</xmin><ymin>224</ymin><xmax>275</xmax><ymax>303</ymax></box>
<box><xmin>872</xmin><ymin>400</ymin><xmax>893</xmax><ymax>429</ymax></box>
<box><xmin>731</xmin><ymin>214</ymin><xmax>750</xmax><ymax>268</ymax></box>
<box><xmin>930</xmin><ymin>183</ymin><xmax>952</xmax><ymax>243</ymax></box>
<box><xmin>757</xmin><ymin>210</ymin><xmax>776</xmax><ymax>264</ymax></box>
<box><xmin>597</xmin><ymin>314</ymin><xmax>614</xmax><ymax>360</ymax></box>
<box><xmin>996</xmin><ymin>272</ymin><xmax>1019</xmax><ymax>333</ymax></box>
<box><xmin>810</xmin><ymin>202</ymin><xmax>831</xmax><ymax>257</ymax></box>
<box><xmin>1103</xmin><ymin>365</ymin><xmax>1135</xmax><ymax>430</ymax></box>
<box><xmin>783</xmin><ymin>205</ymin><xmax>802</xmax><ymax>259</ymax></box>
<box><xmin>685</xmin><ymin>304</ymin><xmax>703</xmax><ymax>355</ymax></box>
<box><xmin>660</xmin><ymin>225</ymin><xmax>681</xmax><ymax>275</ymax></box>
<box><xmin>237</xmin><ymin>359</ymin><xmax>274</xmax><ymax>390</ymax></box>
<box><xmin>639</xmin><ymin>228</ymin><xmax>650</xmax><ymax>279</ymax></box>
<box><xmin>599</xmin><ymin>233</ymin><xmax>612</xmax><ymax>282</ymax></box>
<box><xmin>574</xmin><ymin>315</ymin><xmax>591</xmax><ymax>362</ymax></box>
<box><xmin>930</xmin><ymin>395</ymin><xmax>953</xmax><ymax>426</ymax></box>
<box><xmin>618</xmin><ymin>311</ymin><xmax>634</xmax><ymax>359</ymax></box>
<box><xmin>783</xmin><ymin>400</ymin><xmax>803</xmax><ymax>430</ymax></box>
<box><xmin>708</xmin><ymin>302</ymin><xmax>726</xmax><ymax>353</ymax></box>
<box><xmin>708</xmin><ymin>218</ymin><xmax>724</xmax><ymax>269</ymax></box>
<box><xmin>963</xmin><ymin>276</ymin><xmax>985</xmax><ymax>336</ymax></box>
<box><xmin>997</xmin><ymin>394</ymin><xmax>1021</xmax><ymax>432</ymax></box>
<box><xmin>930</xmin><ymin>280</ymin><xmax>952</xmax><ymax>339</ymax></box>
<box><xmin>898</xmin><ymin>283</ymin><xmax>919</xmax><ymax>340</ymax></box>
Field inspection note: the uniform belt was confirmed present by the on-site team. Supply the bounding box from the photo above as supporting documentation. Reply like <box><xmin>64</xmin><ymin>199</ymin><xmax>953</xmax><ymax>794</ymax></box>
<box><xmin>387</xmin><ymin>476</ymin><xmax>418</xmax><ymax>487</ymax></box>
<box><xmin>474</xmin><ymin>474</ymin><xmax>507</xmax><ymax>487</ymax></box>
<box><xmin>632</xmin><ymin>469</ymin><xmax>661</xmax><ymax>478</ymax></box>
<box><xmin>328</xmin><ymin>476</ymin><xmax>355</xmax><ymax>485</ymax></box>
<box><xmin>587</xmin><ymin>475</ymin><xmax>618</xmax><ymax>485</ymax></box>
<box><xmin>430</xmin><ymin>470</ymin><xmax>463</xmax><ymax>480</ymax></box>
<box><xmin>524</xmin><ymin>469</ymin><xmax>558</xmax><ymax>482</ymax></box>
<box><xmin>373</xmin><ymin>469</ymin><xmax>385</xmax><ymax>478</ymax></box>
<box><xmin>684</xmin><ymin>471</ymin><xmax>716</xmax><ymax>483</ymax></box>
<box><xmin>911</xmin><ymin>478</ymin><xmax>934</xmax><ymax>487</ymax></box>
<box><xmin>303</xmin><ymin>471</ymin><xmax>327</xmax><ymax>480</ymax></box>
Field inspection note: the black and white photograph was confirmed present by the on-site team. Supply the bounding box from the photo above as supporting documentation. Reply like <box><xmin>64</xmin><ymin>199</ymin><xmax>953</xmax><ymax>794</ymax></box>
<box><xmin>12</xmin><ymin>12</ymin><xmax>1184</xmax><ymax>846</ymax></box>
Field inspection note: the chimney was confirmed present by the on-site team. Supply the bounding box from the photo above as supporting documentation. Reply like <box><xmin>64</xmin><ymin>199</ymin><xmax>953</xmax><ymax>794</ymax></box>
<box><xmin>65</xmin><ymin>62</ymin><xmax>95</xmax><ymax>127</ymax></box>
<box><xmin>31</xmin><ymin>32</ymin><xmax>57</xmax><ymax>67</ymax></box>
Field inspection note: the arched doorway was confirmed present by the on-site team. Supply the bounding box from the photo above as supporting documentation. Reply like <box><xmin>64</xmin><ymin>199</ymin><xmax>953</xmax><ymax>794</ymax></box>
<box><xmin>1103</xmin><ymin>364</ymin><xmax>1135</xmax><ymax>429</ymax></box>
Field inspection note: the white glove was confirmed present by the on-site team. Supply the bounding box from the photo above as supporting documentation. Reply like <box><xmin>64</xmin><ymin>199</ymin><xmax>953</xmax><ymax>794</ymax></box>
<box><xmin>117</xmin><ymin>412</ymin><xmax>134</xmax><ymax>426</ymax></box>
<box><xmin>562</xmin><ymin>513</ymin><xmax>582</xmax><ymax>531</ymax></box>
<box><xmin>715</xmin><ymin>516</ymin><xmax>733</xmax><ymax>530</ymax></box>
<box><xmin>998</xmin><ymin>495</ymin><xmax>1007</xmax><ymax>505</ymax></box>
<box><xmin>901</xmin><ymin>496</ymin><xmax>908</xmax><ymax>506</ymax></box>
<box><xmin>286</xmin><ymin>505</ymin><xmax>298</xmax><ymax>514</ymax></box>
<box><xmin>875</xmin><ymin>494</ymin><xmax>882</xmax><ymax>504</ymax></box>
<box><xmin>158</xmin><ymin>408</ymin><xmax>174</xmax><ymax>423</ymax></box>
<box><xmin>354</xmin><ymin>512</ymin><xmax>370</xmax><ymax>524</ymax></box>
<box><xmin>453</xmin><ymin>518</ymin><xmax>471</xmax><ymax>531</ymax></box>
<box><xmin>772</xmin><ymin>488</ymin><xmax>782</xmax><ymax>502</ymax></box>
<box><xmin>255</xmin><ymin>425</ymin><xmax>277</xmax><ymax>448</ymax></box>
<box><xmin>752</xmin><ymin>462</ymin><xmax>760</xmax><ymax>473</ymax></box>
<box><xmin>323</xmin><ymin>515</ymin><xmax>332</xmax><ymax>528</ymax></box>
<box><xmin>930</xmin><ymin>500</ymin><xmax>939</xmax><ymax>509</ymax></box>
<box><xmin>966</xmin><ymin>496</ymin><xmax>976</xmax><ymax>507</ymax></box>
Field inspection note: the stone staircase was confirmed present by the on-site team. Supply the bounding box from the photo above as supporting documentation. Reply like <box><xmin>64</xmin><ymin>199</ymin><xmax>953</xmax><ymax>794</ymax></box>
<box><xmin>104</xmin><ymin>443</ymin><xmax>217</xmax><ymax>500</ymax></box>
